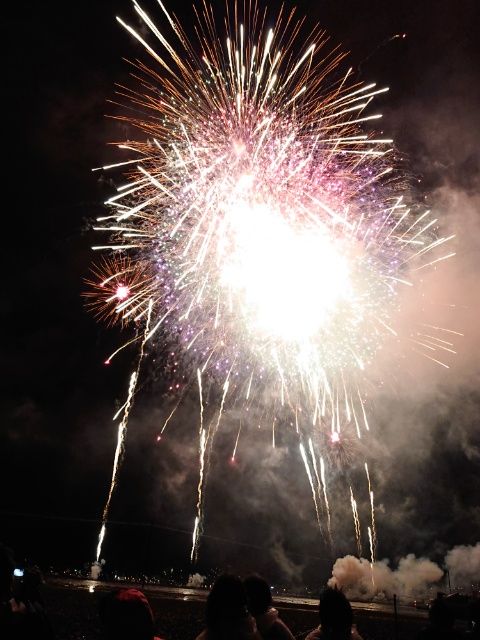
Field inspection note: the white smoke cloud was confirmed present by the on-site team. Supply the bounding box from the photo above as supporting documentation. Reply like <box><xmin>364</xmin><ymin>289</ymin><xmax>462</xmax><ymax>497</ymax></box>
<box><xmin>90</xmin><ymin>561</ymin><xmax>102</xmax><ymax>580</ymax></box>
<box><xmin>445</xmin><ymin>542</ymin><xmax>480</xmax><ymax>588</ymax></box>
<box><xmin>395</xmin><ymin>554</ymin><xmax>444</xmax><ymax>597</ymax></box>
<box><xmin>328</xmin><ymin>554</ymin><xmax>443</xmax><ymax>600</ymax></box>
<box><xmin>187</xmin><ymin>572</ymin><xmax>206</xmax><ymax>588</ymax></box>
<box><xmin>329</xmin><ymin>543</ymin><xmax>480</xmax><ymax>600</ymax></box>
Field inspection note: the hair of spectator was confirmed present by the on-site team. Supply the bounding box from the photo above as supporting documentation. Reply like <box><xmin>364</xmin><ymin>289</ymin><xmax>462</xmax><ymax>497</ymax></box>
<box><xmin>244</xmin><ymin>574</ymin><xmax>273</xmax><ymax>616</ymax></box>
<box><xmin>205</xmin><ymin>574</ymin><xmax>249</xmax><ymax>630</ymax></box>
<box><xmin>318</xmin><ymin>587</ymin><xmax>354</xmax><ymax>632</ymax></box>
<box><xmin>99</xmin><ymin>588</ymin><xmax>155</xmax><ymax>640</ymax></box>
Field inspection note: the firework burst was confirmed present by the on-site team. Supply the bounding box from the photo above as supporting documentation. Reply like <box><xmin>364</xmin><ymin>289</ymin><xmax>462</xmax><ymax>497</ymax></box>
<box><xmin>84</xmin><ymin>255</ymin><xmax>154</xmax><ymax>326</ymax></box>
<box><xmin>89</xmin><ymin>0</ymin><xmax>457</xmax><ymax>563</ymax></box>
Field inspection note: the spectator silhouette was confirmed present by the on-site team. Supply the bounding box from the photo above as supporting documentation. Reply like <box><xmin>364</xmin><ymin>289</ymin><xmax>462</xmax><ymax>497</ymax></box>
<box><xmin>244</xmin><ymin>575</ymin><xmax>294</xmax><ymax>640</ymax></box>
<box><xmin>417</xmin><ymin>595</ymin><xmax>463</xmax><ymax>639</ymax></box>
<box><xmin>0</xmin><ymin>543</ymin><xmax>54</xmax><ymax>639</ymax></box>
<box><xmin>99</xmin><ymin>588</ymin><xmax>164</xmax><ymax>640</ymax></box>
<box><xmin>195</xmin><ymin>574</ymin><xmax>262</xmax><ymax>640</ymax></box>
<box><xmin>305</xmin><ymin>587</ymin><xmax>363</xmax><ymax>640</ymax></box>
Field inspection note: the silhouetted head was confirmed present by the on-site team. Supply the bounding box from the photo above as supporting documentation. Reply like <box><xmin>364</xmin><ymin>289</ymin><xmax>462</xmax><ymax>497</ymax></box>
<box><xmin>244</xmin><ymin>574</ymin><xmax>273</xmax><ymax>616</ymax></box>
<box><xmin>318</xmin><ymin>587</ymin><xmax>353</xmax><ymax>633</ymax></box>
<box><xmin>206</xmin><ymin>574</ymin><xmax>248</xmax><ymax>630</ymax></box>
<box><xmin>99</xmin><ymin>589</ymin><xmax>155</xmax><ymax>640</ymax></box>
<box><xmin>429</xmin><ymin>596</ymin><xmax>454</xmax><ymax>630</ymax></box>
<box><xmin>0</xmin><ymin>543</ymin><xmax>14</xmax><ymax>599</ymax></box>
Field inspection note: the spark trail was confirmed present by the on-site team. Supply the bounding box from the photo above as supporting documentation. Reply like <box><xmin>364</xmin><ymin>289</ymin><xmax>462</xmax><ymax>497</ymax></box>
<box><xmin>309</xmin><ymin>438</ymin><xmax>332</xmax><ymax>546</ymax></box>
<box><xmin>191</xmin><ymin>372</ymin><xmax>230</xmax><ymax>562</ymax></box>
<box><xmin>95</xmin><ymin>300</ymin><xmax>152</xmax><ymax>561</ymax></box>
<box><xmin>320</xmin><ymin>456</ymin><xmax>332</xmax><ymax>542</ymax></box>
<box><xmin>232</xmin><ymin>421</ymin><xmax>242</xmax><ymax>461</ymax></box>
<box><xmin>350</xmin><ymin>485</ymin><xmax>362</xmax><ymax>557</ymax></box>
<box><xmin>365</xmin><ymin>462</ymin><xmax>377</xmax><ymax>560</ymax></box>
<box><xmin>191</xmin><ymin>427</ymin><xmax>207</xmax><ymax>563</ymax></box>
<box><xmin>368</xmin><ymin>525</ymin><xmax>376</xmax><ymax>587</ymax></box>
<box><xmin>300</xmin><ymin>443</ymin><xmax>323</xmax><ymax>533</ymax></box>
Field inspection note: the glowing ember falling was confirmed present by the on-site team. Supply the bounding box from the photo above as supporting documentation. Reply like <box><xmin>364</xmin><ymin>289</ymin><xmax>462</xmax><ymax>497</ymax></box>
<box><xmin>88</xmin><ymin>0</ymin><xmax>458</xmax><ymax>562</ymax></box>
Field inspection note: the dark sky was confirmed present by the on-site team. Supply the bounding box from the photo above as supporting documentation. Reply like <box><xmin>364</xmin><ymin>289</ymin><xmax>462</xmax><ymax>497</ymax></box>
<box><xmin>2</xmin><ymin>0</ymin><xmax>479</xmax><ymax>584</ymax></box>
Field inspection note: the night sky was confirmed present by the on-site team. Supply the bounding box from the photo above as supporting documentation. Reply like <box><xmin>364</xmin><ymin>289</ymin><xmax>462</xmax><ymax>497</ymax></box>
<box><xmin>2</xmin><ymin>0</ymin><xmax>479</xmax><ymax>584</ymax></box>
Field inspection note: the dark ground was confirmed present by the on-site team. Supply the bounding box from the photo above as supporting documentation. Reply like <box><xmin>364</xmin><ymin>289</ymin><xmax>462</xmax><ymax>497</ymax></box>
<box><xmin>43</xmin><ymin>583</ymin><xmax>430</xmax><ymax>640</ymax></box>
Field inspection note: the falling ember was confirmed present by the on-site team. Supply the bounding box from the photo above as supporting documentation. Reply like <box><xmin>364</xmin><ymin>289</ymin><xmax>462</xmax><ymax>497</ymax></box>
<box><xmin>88</xmin><ymin>0</ymin><xmax>457</xmax><ymax>563</ymax></box>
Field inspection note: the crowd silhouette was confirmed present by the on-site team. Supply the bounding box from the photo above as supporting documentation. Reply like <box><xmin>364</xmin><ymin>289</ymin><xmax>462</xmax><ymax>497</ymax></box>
<box><xmin>0</xmin><ymin>543</ymin><xmax>53</xmax><ymax>639</ymax></box>
<box><xmin>1</xmin><ymin>542</ymin><xmax>478</xmax><ymax>639</ymax></box>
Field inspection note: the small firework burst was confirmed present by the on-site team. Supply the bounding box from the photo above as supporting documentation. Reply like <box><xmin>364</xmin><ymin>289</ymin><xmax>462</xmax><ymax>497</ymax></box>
<box><xmin>84</xmin><ymin>255</ymin><xmax>153</xmax><ymax>326</ymax></box>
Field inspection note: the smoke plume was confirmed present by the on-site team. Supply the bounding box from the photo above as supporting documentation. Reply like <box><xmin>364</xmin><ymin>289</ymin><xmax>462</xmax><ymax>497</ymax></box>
<box><xmin>445</xmin><ymin>543</ymin><xmax>480</xmax><ymax>588</ymax></box>
<box><xmin>328</xmin><ymin>554</ymin><xmax>443</xmax><ymax>600</ymax></box>
<box><xmin>329</xmin><ymin>542</ymin><xmax>480</xmax><ymax>599</ymax></box>
<box><xmin>187</xmin><ymin>572</ymin><xmax>206</xmax><ymax>588</ymax></box>
<box><xmin>90</xmin><ymin>561</ymin><xmax>102</xmax><ymax>580</ymax></box>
